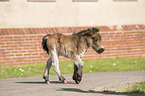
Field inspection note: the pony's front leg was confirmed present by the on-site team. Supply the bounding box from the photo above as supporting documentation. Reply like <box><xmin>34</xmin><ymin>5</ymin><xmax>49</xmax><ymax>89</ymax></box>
<box><xmin>51</xmin><ymin>51</ymin><xmax>67</xmax><ymax>84</ymax></box>
<box><xmin>73</xmin><ymin>64</ymin><xmax>78</xmax><ymax>81</ymax></box>
<box><xmin>43</xmin><ymin>57</ymin><xmax>52</xmax><ymax>84</ymax></box>
<box><xmin>71</xmin><ymin>55</ymin><xmax>84</xmax><ymax>84</ymax></box>
<box><xmin>73</xmin><ymin>62</ymin><xmax>83</xmax><ymax>84</ymax></box>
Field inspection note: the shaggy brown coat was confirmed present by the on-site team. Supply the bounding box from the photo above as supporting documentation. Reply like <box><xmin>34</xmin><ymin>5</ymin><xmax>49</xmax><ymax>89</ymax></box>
<box><xmin>42</xmin><ymin>28</ymin><xmax>104</xmax><ymax>84</ymax></box>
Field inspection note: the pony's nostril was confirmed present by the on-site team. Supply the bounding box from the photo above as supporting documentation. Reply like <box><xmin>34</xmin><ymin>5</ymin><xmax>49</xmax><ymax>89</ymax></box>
<box><xmin>97</xmin><ymin>48</ymin><xmax>105</xmax><ymax>53</ymax></box>
<box><xmin>101</xmin><ymin>48</ymin><xmax>105</xmax><ymax>51</ymax></box>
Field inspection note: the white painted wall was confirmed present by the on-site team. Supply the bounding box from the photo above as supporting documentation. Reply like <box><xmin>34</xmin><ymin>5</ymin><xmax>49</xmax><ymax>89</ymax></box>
<box><xmin>0</xmin><ymin>0</ymin><xmax>145</xmax><ymax>28</ymax></box>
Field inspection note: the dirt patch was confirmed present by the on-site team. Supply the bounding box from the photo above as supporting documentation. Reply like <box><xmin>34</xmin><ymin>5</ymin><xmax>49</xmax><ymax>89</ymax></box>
<box><xmin>89</xmin><ymin>83</ymin><xmax>145</xmax><ymax>96</ymax></box>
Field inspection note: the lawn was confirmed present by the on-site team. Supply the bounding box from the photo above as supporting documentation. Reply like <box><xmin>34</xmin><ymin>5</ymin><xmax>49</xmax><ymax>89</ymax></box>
<box><xmin>0</xmin><ymin>58</ymin><xmax>145</xmax><ymax>79</ymax></box>
<box><xmin>126</xmin><ymin>81</ymin><xmax>145</xmax><ymax>93</ymax></box>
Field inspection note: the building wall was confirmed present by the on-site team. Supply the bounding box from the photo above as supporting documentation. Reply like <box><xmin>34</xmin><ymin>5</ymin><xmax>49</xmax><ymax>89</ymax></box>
<box><xmin>0</xmin><ymin>0</ymin><xmax>145</xmax><ymax>65</ymax></box>
<box><xmin>0</xmin><ymin>0</ymin><xmax>145</xmax><ymax>28</ymax></box>
<box><xmin>0</xmin><ymin>25</ymin><xmax>145</xmax><ymax>65</ymax></box>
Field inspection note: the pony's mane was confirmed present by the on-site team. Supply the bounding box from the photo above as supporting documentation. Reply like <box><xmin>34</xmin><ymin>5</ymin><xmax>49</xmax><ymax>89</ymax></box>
<box><xmin>73</xmin><ymin>29</ymin><xmax>88</xmax><ymax>35</ymax></box>
<box><xmin>73</xmin><ymin>27</ymin><xmax>99</xmax><ymax>35</ymax></box>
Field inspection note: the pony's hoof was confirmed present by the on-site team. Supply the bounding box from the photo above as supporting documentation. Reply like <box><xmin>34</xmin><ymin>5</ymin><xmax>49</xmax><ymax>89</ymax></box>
<box><xmin>45</xmin><ymin>80</ymin><xmax>50</xmax><ymax>84</ymax></box>
<box><xmin>62</xmin><ymin>80</ymin><xmax>67</xmax><ymax>84</ymax></box>
<box><xmin>59</xmin><ymin>75</ymin><xmax>67</xmax><ymax>84</ymax></box>
<box><xmin>43</xmin><ymin>75</ymin><xmax>48</xmax><ymax>80</ymax></box>
<box><xmin>75</xmin><ymin>80</ymin><xmax>80</xmax><ymax>84</ymax></box>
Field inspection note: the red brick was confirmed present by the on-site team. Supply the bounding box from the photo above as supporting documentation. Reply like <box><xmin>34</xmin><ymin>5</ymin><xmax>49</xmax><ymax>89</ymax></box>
<box><xmin>0</xmin><ymin>25</ymin><xmax>145</xmax><ymax>65</ymax></box>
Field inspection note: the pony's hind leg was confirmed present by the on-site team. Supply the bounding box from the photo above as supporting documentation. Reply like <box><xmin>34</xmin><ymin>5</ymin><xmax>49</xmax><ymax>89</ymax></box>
<box><xmin>51</xmin><ymin>50</ymin><xmax>67</xmax><ymax>84</ymax></box>
<box><xmin>52</xmin><ymin>59</ymin><xmax>67</xmax><ymax>84</ymax></box>
<box><xmin>43</xmin><ymin>57</ymin><xmax>52</xmax><ymax>84</ymax></box>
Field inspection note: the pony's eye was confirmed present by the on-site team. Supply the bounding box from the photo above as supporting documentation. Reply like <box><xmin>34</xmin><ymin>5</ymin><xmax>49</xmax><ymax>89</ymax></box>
<box><xmin>92</xmin><ymin>37</ymin><xmax>98</xmax><ymax>42</ymax></box>
<box><xmin>94</xmin><ymin>38</ymin><xmax>98</xmax><ymax>41</ymax></box>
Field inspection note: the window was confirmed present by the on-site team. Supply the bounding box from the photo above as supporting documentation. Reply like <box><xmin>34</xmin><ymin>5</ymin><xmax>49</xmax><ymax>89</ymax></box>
<box><xmin>0</xmin><ymin>0</ymin><xmax>9</xmax><ymax>2</ymax></box>
<box><xmin>113</xmin><ymin>0</ymin><xmax>137</xmax><ymax>2</ymax></box>
<box><xmin>28</xmin><ymin>0</ymin><xmax>56</xmax><ymax>2</ymax></box>
<box><xmin>73</xmin><ymin>0</ymin><xmax>98</xmax><ymax>2</ymax></box>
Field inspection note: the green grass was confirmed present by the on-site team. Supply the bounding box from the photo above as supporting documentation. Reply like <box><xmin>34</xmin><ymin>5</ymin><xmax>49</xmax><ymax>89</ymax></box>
<box><xmin>83</xmin><ymin>58</ymin><xmax>145</xmax><ymax>73</ymax></box>
<box><xmin>0</xmin><ymin>58</ymin><xmax>145</xmax><ymax>79</ymax></box>
<box><xmin>126</xmin><ymin>81</ymin><xmax>145</xmax><ymax>93</ymax></box>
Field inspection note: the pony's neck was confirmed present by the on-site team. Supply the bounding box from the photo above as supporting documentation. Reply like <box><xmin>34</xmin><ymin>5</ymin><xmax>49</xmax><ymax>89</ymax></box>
<box><xmin>84</xmin><ymin>36</ymin><xmax>92</xmax><ymax>49</ymax></box>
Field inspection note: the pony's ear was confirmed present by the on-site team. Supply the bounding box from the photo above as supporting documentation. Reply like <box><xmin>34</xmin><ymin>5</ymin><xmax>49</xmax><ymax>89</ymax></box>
<box><xmin>83</xmin><ymin>28</ymin><xmax>99</xmax><ymax>36</ymax></box>
<box><xmin>90</xmin><ymin>27</ymin><xmax>99</xmax><ymax>35</ymax></box>
<box><xmin>87</xmin><ymin>28</ymin><xmax>91</xmax><ymax>31</ymax></box>
<box><xmin>92</xmin><ymin>27</ymin><xmax>99</xmax><ymax>32</ymax></box>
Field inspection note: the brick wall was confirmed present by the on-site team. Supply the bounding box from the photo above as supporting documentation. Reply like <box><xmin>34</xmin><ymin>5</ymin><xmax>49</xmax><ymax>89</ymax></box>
<box><xmin>0</xmin><ymin>25</ymin><xmax>145</xmax><ymax>65</ymax></box>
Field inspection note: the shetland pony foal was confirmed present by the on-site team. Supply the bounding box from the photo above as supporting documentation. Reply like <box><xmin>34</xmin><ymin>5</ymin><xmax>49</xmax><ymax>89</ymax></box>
<box><xmin>42</xmin><ymin>28</ymin><xmax>105</xmax><ymax>84</ymax></box>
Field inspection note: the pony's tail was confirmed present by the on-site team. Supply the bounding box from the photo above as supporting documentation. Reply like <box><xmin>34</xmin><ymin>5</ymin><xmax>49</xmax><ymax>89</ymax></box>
<box><xmin>42</xmin><ymin>34</ymin><xmax>51</xmax><ymax>54</ymax></box>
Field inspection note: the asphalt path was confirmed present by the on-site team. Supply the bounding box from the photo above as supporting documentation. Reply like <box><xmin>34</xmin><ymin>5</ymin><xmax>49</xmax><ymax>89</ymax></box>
<box><xmin>0</xmin><ymin>71</ymin><xmax>145</xmax><ymax>96</ymax></box>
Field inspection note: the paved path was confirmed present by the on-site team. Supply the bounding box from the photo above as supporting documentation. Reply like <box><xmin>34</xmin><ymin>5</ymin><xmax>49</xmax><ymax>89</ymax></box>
<box><xmin>0</xmin><ymin>71</ymin><xmax>145</xmax><ymax>96</ymax></box>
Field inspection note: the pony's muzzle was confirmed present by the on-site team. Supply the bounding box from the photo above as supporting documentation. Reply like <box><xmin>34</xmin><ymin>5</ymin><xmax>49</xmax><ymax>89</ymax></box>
<box><xmin>97</xmin><ymin>46</ymin><xmax>105</xmax><ymax>53</ymax></box>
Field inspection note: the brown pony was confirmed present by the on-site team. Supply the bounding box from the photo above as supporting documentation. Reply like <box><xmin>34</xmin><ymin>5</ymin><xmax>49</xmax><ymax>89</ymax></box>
<box><xmin>42</xmin><ymin>28</ymin><xmax>105</xmax><ymax>84</ymax></box>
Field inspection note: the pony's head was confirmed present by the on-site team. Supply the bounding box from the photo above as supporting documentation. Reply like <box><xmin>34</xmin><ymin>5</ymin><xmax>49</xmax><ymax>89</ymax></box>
<box><xmin>73</xmin><ymin>27</ymin><xmax>105</xmax><ymax>54</ymax></box>
<box><xmin>84</xmin><ymin>28</ymin><xmax>105</xmax><ymax>54</ymax></box>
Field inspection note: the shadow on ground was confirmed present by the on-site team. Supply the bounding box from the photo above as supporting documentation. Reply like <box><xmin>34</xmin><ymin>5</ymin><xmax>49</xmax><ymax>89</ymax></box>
<box><xmin>58</xmin><ymin>88</ymin><xmax>145</xmax><ymax>96</ymax></box>
<box><xmin>15</xmin><ymin>81</ymin><xmax>75</xmax><ymax>84</ymax></box>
